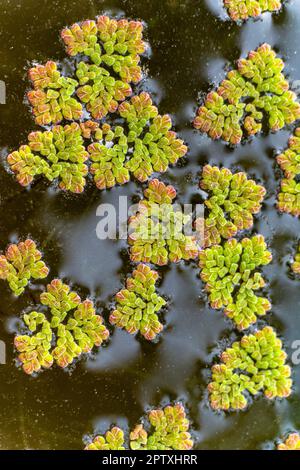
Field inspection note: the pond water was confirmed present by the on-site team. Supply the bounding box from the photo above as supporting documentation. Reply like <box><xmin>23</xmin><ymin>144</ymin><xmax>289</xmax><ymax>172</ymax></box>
<box><xmin>0</xmin><ymin>0</ymin><xmax>300</xmax><ymax>450</ymax></box>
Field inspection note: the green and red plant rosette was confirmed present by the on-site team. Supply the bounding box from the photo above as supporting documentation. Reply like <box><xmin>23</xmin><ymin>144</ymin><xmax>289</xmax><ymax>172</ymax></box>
<box><xmin>130</xmin><ymin>404</ymin><xmax>193</xmax><ymax>450</ymax></box>
<box><xmin>88</xmin><ymin>92</ymin><xmax>187</xmax><ymax>189</ymax></box>
<box><xmin>27</xmin><ymin>61</ymin><xmax>83</xmax><ymax>126</ymax></box>
<box><xmin>85</xmin><ymin>404</ymin><xmax>193</xmax><ymax>450</ymax></box>
<box><xmin>291</xmin><ymin>243</ymin><xmax>300</xmax><ymax>274</ymax></box>
<box><xmin>128</xmin><ymin>179</ymin><xmax>199</xmax><ymax>266</ymax></box>
<box><xmin>277</xmin><ymin>128</ymin><xmax>300</xmax><ymax>217</ymax></box>
<box><xmin>14</xmin><ymin>279</ymin><xmax>109</xmax><ymax>374</ymax></box>
<box><xmin>224</xmin><ymin>0</ymin><xmax>283</xmax><ymax>22</ymax></box>
<box><xmin>200</xmin><ymin>165</ymin><xmax>266</xmax><ymax>247</ymax></box>
<box><xmin>194</xmin><ymin>44</ymin><xmax>300</xmax><ymax>144</ymax></box>
<box><xmin>278</xmin><ymin>433</ymin><xmax>300</xmax><ymax>450</ymax></box>
<box><xmin>61</xmin><ymin>16</ymin><xmax>146</xmax><ymax>119</ymax></box>
<box><xmin>7</xmin><ymin>123</ymin><xmax>89</xmax><ymax>193</ymax></box>
<box><xmin>0</xmin><ymin>239</ymin><xmax>49</xmax><ymax>295</ymax></box>
<box><xmin>208</xmin><ymin>327</ymin><xmax>292</xmax><ymax>410</ymax></box>
<box><xmin>110</xmin><ymin>264</ymin><xmax>166</xmax><ymax>340</ymax></box>
<box><xmin>85</xmin><ymin>427</ymin><xmax>125</xmax><ymax>450</ymax></box>
<box><xmin>199</xmin><ymin>235</ymin><xmax>272</xmax><ymax>330</ymax></box>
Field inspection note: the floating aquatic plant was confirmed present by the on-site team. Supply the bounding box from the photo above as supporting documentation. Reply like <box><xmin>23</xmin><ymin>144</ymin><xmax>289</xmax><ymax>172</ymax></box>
<box><xmin>200</xmin><ymin>165</ymin><xmax>266</xmax><ymax>247</ymax></box>
<box><xmin>277</xmin><ymin>178</ymin><xmax>300</xmax><ymax>217</ymax></box>
<box><xmin>27</xmin><ymin>61</ymin><xmax>83</xmax><ymax>126</ymax></box>
<box><xmin>130</xmin><ymin>404</ymin><xmax>193</xmax><ymax>450</ymax></box>
<box><xmin>128</xmin><ymin>179</ymin><xmax>199</xmax><ymax>265</ymax></box>
<box><xmin>85</xmin><ymin>427</ymin><xmax>125</xmax><ymax>450</ymax></box>
<box><xmin>194</xmin><ymin>44</ymin><xmax>300</xmax><ymax>144</ymax></box>
<box><xmin>79</xmin><ymin>120</ymin><xmax>103</xmax><ymax>140</ymax></box>
<box><xmin>224</xmin><ymin>0</ymin><xmax>282</xmax><ymax>22</ymax></box>
<box><xmin>75</xmin><ymin>62</ymin><xmax>132</xmax><ymax>119</ymax></box>
<box><xmin>10</xmin><ymin>20</ymin><xmax>186</xmax><ymax>193</ymax></box>
<box><xmin>84</xmin><ymin>404</ymin><xmax>193</xmax><ymax>450</ymax></box>
<box><xmin>0</xmin><ymin>239</ymin><xmax>49</xmax><ymax>296</ymax></box>
<box><xmin>110</xmin><ymin>264</ymin><xmax>166</xmax><ymax>340</ymax></box>
<box><xmin>208</xmin><ymin>326</ymin><xmax>292</xmax><ymax>410</ymax></box>
<box><xmin>199</xmin><ymin>235</ymin><xmax>272</xmax><ymax>330</ymax></box>
<box><xmin>277</xmin><ymin>128</ymin><xmax>300</xmax><ymax>217</ymax></box>
<box><xmin>14</xmin><ymin>279</ymin><xmax>109</xmax><ymax>374</ymax></box>
<box><xmin>88</xmin><ymin>92</ymin><xmax>187</xmax><ymax>189</ymax></box>
<box><xmin>27</xmin><ymin>16</ymin><xmax>146</xmax><ymax>124</ymax></box>
<box><xmin>278</xmin><ymin>433</ymin><xmax>300</xmax><ymax>450</ymax></box>
<box><xmin>7</xmin><ymin>123</ymin><xmax>89</xmax><ymax>192</ymax></box>
<box><xmin>277</xmin><ymin>128</ymin><xmax>300</xmax><ymax>179</ymax></box>
<box><xmin>61</xmin><ymin>16</ymin><xmax>146</xmax><ymax>119</ymax></box>
<box><xmin>291</xmin><ymin>244</ymin><xmax>300</xmax><ymax>274</ymax></box>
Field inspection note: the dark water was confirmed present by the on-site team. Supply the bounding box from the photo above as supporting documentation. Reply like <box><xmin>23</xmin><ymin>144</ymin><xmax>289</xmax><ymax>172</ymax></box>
<box><xmin>0</xmin><ymin>0</ymin><xmax>300</xmax><ymax>450</ymax></box>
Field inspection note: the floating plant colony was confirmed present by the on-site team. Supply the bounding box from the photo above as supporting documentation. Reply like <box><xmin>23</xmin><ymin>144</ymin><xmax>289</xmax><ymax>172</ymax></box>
<box><xmin>292</xmin><ymin>243</ymin><xmax>300</xmax><ymax>274</ymax></box>
<box><xmin>7</xmin><ymin>17</ymin><xmax>187</xmax><ymax>193</ymax></box>
<box><xmin>277</xmin><ymin>433</ymin><xmax>300</xmax><ymax>450</ymax></box>
<box><xmin>199</xmin><ymin>235</ymin><xmax>272</xmax><ymax>331</ymax></box>
<box><xmin>2</xmin><ymin>4</ymin><xmax>299</xmax><ymax>449</ymax></box>
<box><xmin>200</xmin><ymin>165</ymin><xmax>266</xmax><ymax>247</ymax></box>
<box><xmin>88</xmin><ymin>92</ymin><xmax>187</xmax><ymax>189</ymax></box>
<box><xmin>277</xmin><ymin>128</ymin><xmax>300</xmax><ymax>217</ymax></box>
<box><xmin>194</xmin><ymin>44</ymin><xmax>300</xmax><ymax>144</ymax></box>
<box><xmin>85</xmin><ymin>404</ymin><xmax>193</xmax><ymax>450</ymax></box>
<box><xmin>86</xmin><ymin>427</ymin><xmax>126</xmax><ymax>450</ymax></box>
<box><xmin>128</xmin><ymin>179</ymin><xmax>199</xmax><ymax>265</ymax></box>
<box><xmin>110</xmin><ymin>263</ymin><xmax>166</xmax><ymax>340</ymax></box>
<box><xmin>223</xmin><ymin>0</ymin><xmax>283</xmax><ymax>22</ymax></box>
<box><xmin>0</xmin><ymin>240</ymin><xmax>49</xmax><ymax>296</ymax></box>
<box><xmin>208</xmin><ymin>327</ymin><xmax>292</xmax><ymax>410</ymax></box>
<box><xmin>192</xmin><ymin>34</ymin><xmax>299</xmax><ymax>415</ymax></box>
<box><xmin>14</xmin><ymin>279</ymin><xmax>109</xmax><ymax>374</ymax></box>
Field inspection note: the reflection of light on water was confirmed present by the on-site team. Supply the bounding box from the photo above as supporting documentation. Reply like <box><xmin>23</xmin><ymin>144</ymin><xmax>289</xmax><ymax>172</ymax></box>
<box><xmin>204</xmin><ymin>57</ymin><xmax>227</xmax><ymax>85</ymax></box>
<box><xmin>142</xmin><ymin>77</ymin><xmax>165</xmax><ymax>104</ymax></box>
<box><xmin>240</xmin><ymin>2</ymin><xmax>300</xmax><ymax>68</ymax></box>
<box><xmin>205</xmin><ymin>0</ymin><xmax>227</xmax><ymax>20</ymax></box>
<box><xmin>85</xmin><ymin>329</ymin><xmax>141</xmax><ymax>372</ymax></box>
<box><xmin>240</xmin><ymin>15</ymin><xmax>274</xmax><ymax>56</ymax></box>
<box><xmin>60</xmin><ymin>219</ymin><xmax>122</xmax><ymax>296</ymax></box>
<box><xmin>50</xmin><ymin>208</ymin><xmax>123</xmax><ymax>296</ymax></box>
<box><xmin>137</xmin><ymin>264</ymin><xmax>226</xmax><ymax>406</ymax></box>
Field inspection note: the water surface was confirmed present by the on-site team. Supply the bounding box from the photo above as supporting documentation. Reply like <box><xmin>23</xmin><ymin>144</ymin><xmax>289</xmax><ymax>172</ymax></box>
<box><xmin>0</xmin><ymin>0</ymin><xmax>300</xmax><ymax>450</ymax></box>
